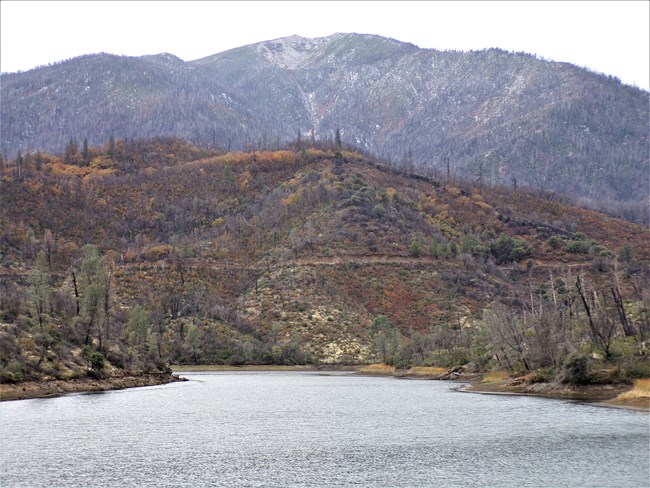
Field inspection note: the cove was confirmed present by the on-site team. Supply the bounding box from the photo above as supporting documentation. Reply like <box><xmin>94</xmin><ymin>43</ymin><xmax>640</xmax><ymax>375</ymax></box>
<box><xmin>1</xmin><ymin>371</ymin><xmax>648</xmax><ymax>487</ymax></box>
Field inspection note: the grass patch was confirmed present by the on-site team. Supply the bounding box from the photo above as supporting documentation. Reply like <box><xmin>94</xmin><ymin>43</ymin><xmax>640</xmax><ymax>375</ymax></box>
<box><xmin>358</xmin><ymin>363</ymin><xmax>396</xmax><ymax>375</ymax></box>
<box><xmin>607</xmin><ymin>379</ymin><xmax>650</xmax><ymax>410</ymax></box>
<box><xmin>481</xmin><ymin>371</ymin><xmax>510</xmax><ymax>383</ymax></box>
<box><xmin>408</xmin><ymin>366</ymin><xmax>447</xmax><ymax>377</ymax></box>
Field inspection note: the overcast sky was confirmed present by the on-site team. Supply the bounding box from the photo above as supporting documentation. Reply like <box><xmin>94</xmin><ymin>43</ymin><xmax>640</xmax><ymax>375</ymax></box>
<box><xmin>1</xmin><ymin>1</ymin><xmax>648</xmax><ymax>90</ymax></box>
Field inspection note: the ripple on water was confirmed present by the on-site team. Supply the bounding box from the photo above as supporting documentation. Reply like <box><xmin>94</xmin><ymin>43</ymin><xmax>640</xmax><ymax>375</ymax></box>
<box><xmin>1</xmin><ymin>372</ymin><xmax>648</xmax><ymax>488</ymax></box>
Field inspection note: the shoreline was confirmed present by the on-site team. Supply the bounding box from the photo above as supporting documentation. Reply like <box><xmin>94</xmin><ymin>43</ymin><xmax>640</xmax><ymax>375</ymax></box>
<box><xmin>462</xmin><ymin>381</ymin><xmax>649</xmax><ymax>411</ymax></box>
<box><xmin>171</xmin><ymin>364</ymin><xmax>334</xmax><ymax>373</ymax></box>
<box><xmin>355</xmin><ymin>364</ymin><xmax>649</xmax><ymax>412</ymax></box>
<box><xmin>171</xmin><ymin>364</ymin><xmax>349</xmax><ymax>372</ymax></box>
<box><xmin>0</xmin><ymin>372</ymin><xmax>186</xmax><ymax>402</ymax></box>
<box><xmin>2</xmin><ymin>364</ymin><xmax>647</xmax><ymax>412</ymax></box>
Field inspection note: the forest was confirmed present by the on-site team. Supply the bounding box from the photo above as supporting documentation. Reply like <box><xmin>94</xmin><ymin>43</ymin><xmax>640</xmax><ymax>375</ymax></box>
<box><xmin>0</xmin><ymin>136</ymin><xmax>648</xmax><ymax>386</ymax></box>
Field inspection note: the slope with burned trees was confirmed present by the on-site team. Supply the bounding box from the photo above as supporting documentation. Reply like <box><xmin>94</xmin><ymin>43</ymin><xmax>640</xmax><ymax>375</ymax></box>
<box><xmin>2</xmin><ymin>34</ymin><xmax>648</xmax><ymax>219</ymax></box>
<box><xmin>1</xmin><ymin>137</ymin><xmax>648</xmax><ymax>386</ymax></box>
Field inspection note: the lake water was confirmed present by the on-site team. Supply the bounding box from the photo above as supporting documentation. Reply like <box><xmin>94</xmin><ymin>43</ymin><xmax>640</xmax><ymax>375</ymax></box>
<box><xmin>1</xmin><ymin>371</ymin><xmax>648</xmax><ymax>487</ymax></box>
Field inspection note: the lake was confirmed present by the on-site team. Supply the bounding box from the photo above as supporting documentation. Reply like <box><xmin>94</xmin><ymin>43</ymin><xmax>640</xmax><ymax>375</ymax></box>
<box><xmin>1</xmin><ymin>371</ymin><xmax>648</xmax><ymax>487</ymax></box>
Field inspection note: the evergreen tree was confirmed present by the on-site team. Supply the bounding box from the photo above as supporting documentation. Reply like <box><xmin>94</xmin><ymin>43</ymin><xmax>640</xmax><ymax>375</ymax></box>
<box><xmin>82</xmin><ymin>137</ymin><xmax>90</xmax><ymax>165</ymax></box>
<box><xmin>107</xmin><ymin>134</ymin><xmax>116</xmax><ymax>158</ymax></box>
<box><xmin>64</xmin><ymin>138</ymin><xmax>80</xmax><ymax>165</ymax></box>
<box><xmin>334</xmin><ymin>128</ymin><xmax>343</xmax><ymax>162</ymax></box>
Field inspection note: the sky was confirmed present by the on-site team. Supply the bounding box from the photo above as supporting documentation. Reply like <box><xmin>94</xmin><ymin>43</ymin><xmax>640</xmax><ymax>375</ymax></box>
<box><xmin>1</xmin><ymin>1</ymin><xmax>649</xmax><ymax>90</ymax></box>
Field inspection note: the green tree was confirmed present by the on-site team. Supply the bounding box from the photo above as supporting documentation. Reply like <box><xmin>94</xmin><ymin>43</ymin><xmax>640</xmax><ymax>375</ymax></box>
<box><xmin>185</xmin><ymin>324</ymin><xmax>201</xmax><ymax>363</ymax></box>
<box><xmin>29</xmin><ymin>251</ymin><xmax>50</xmax><ymax>331</ymax></box>
<box><xmin>78</xmin><ymin>245</ymin><xmax>108</xmax><ymax>349</ymax></box>
<box><xmin>64</xmin><ymin>138</ymin><xmax>80</xmax><ymax>165</ymax></box>
<box><xmin>410</xmin><ymin>239</ymin><xmax>421</xmax><ymax>257</ymax></box>
<box><xmin>29</xmin><ymin>251</ymin><xmax>53</xmax><ymax>363</ymax></box>
<box><xmin>82</xmin><ymin>345</ymin><xmax>106</xmax><ymax>377</ymax></box>
<box><xmin>107</xmin><ymin>134</ymin><xmax>116</xmax><ymax>158</ymax></box>
<box><xmin>334</xmin><ymin>128</ymin><xmax>342</xmax><ymax>162</ymax></box>
<box><xmin>82</xmin><ymin>137</ymin><xmax>90</xmax><ymax>165</ymax></box>
<box><xmin>126</xmin><ymin>305</ymin><xmax>150</xmax><ymax>347</ymax></box>
<box><xmin>370</xmin><ymin>315</ymin><xmax>400</xmax><ymax>364</ymax></box>
<box><xmin>618</xmin><ymin>244</ymin><xmax>633</xmax><ymax>263</ymax></box>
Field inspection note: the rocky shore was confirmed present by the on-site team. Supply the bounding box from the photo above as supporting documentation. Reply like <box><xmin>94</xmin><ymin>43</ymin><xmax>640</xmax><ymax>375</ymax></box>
<box><xmin>0</xmin><ymin>372</ymin><xmax>186</xmax><ymax>401</ymax></box>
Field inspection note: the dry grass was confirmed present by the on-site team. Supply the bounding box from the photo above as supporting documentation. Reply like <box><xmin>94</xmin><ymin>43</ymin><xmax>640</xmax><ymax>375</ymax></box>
<box><xmin>633</xmin><ymin>378</ymin><xmax>650</xmax><ymax>392</ymax></box>
<box><xmin>408</xmin><ymin>366</ymin><xmax>447</xmax><ymax>377</ymax></box>
<box><xmin>358</xmin><ymin>364</ymin><xmax>396</xmax><ymax>375</ymax></box>
<box><xmin>481</xmin><ymin>371</ymin><xmax>510</xmax><ymax>383</ymax></box>
<box><xmin>607</xmin><ymin>379</ymin><xmax>650</xmax><ymax>410</ymax></box>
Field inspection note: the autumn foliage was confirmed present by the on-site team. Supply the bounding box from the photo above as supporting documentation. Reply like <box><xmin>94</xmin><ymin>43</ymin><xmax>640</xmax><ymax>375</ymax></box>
<box><xmin>1</xmin><ymin>137</ymin><xmax>648</xmax><ymax>382</ymax></box>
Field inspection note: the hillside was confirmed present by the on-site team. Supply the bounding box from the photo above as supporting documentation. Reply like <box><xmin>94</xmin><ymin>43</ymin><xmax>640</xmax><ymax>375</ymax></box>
<box><xmin>1</xmin><ymin>138</ymin><xmax>648</xmax><ymax>385</ymax></box>
<box><xmin>1</xmin><ymin>33</ymin><xmax>648</xmax><ymax>217</ymax></box>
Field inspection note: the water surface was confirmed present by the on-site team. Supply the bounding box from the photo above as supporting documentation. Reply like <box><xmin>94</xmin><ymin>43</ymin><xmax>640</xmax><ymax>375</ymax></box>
<box><xmin>1</xmin><ymin>371</ymin><xmax>648</xmax><ymax>487</ymax></box>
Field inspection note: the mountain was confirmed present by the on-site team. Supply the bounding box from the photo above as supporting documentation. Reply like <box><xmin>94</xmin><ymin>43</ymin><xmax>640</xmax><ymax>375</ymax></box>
<box><xmin>1</xmin><ymin>139</ymin><xmax>648</xmax><ymax>383</ymax></box>
<box><xmin>1</xmin><ymin>33</ymin><xmax>648</xmax><ymax>217</ymax></box>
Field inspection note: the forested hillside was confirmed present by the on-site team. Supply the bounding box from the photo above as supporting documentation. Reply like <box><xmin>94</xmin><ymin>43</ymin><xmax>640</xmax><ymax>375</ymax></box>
<box><xmin>1</xmin><ymin>34</ymin><xmax>648</xmax><ymax>218</ymax></box>
<box><xmin>1</xmin><ymin>138</ymin><xmax>648</xmax><ymax>385</ymax></box>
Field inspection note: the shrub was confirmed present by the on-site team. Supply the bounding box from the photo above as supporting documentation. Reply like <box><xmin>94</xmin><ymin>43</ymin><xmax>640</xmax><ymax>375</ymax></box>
<box><xmin>566</xmin><ymin>240</ymin><xmax>590</xmax><ymax>254</ymax></box>
<box><xmin>90</xmin><ymin>352</ymin><xmax>106</xmax><ymax>371</ymax></box>
<box><xmin>449</xmin><ymin>241</ymin><xmax>459</xmax><ymax>257</ymax></box>
<box><xmin>0</xmin><ymin>359</ymin><xmax>25</xmax><ymax>384</ymax></box>
<box><xmin>561</xmin><ymin>353</ymin><xmax>590</xmax><ymax>384</ymax></box>
<box><xmin>490</xmin><ymin>235</ymin><xmax>533</xmax><ymax>264</ymax></box>
<box><xmin>547</xmin><ymin>235</ymin><xmax>564</xmax><ymax>250</ymax></box>
<box><xmin>430</xmin><ymin>241</ymin><xmax>449</xmax><ymax>259</ymax></box>
<box><xmin>410</xmin><ymin>239</ymin><xmax>422</xmax><ymax>257</ymax></box>
<box><xmin>618</xmin><ymin>244</ymin><xmax>633</xmax><ymax>263</ymax></box>
<box><xmin>0</xmin><ymin>370</ymin><xmax>22</xmax><ymax>383</ymax></box>
<box><xmin>372</xmin><ymin>204</ymin><xmax>385</xmax><ymax>219</ymax></box>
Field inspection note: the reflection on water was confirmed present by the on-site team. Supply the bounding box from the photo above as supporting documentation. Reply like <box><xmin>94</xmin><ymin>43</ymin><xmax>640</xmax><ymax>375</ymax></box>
<box><xmin>1</xmin><ymin>372</ymin><xmax>648</xmax><ymax>487</ymax></box>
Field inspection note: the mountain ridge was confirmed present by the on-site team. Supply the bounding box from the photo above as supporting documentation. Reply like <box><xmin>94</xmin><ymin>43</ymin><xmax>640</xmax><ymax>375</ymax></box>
<box><xmin>1</xmin><ymin>33</ymin><xmax>648</xmax><ymax>216</ymax></box>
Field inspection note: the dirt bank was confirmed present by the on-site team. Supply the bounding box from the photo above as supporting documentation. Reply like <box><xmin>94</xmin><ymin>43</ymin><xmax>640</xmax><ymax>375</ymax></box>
<box><xmin>356</xmin><ymin>364</ymin><xmax>649</xmax><ymax>411</ymax></box>
<box><xmin>0</xmin><ymin>372</ymin><xmax>186</xmax><ymax>401</ymax></box>
<box><xmin>464</xmin><ymin>379</ymin><xmax>649</xmax><ymax>411</ymax></box>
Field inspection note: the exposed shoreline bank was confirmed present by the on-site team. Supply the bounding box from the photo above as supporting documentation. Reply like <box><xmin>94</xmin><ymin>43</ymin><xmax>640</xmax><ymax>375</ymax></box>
<box><xmin>0</xmin><ymin>372</ymin><xmax>186</xmax><ymax>402</ymax></box>
<box><xmin>355</xmin><ymin>364</ymin><xmax>649</xmax><ymax>412</ymax></box>
<box><xmin>0</xmin><ymin>365</ymin><xmax>352</xmax><ymax>401</ymax></box>
<box><xmin>462</xmin><ymin>379</ymin><xmax>649</xmax><ymax>411</ymax></box>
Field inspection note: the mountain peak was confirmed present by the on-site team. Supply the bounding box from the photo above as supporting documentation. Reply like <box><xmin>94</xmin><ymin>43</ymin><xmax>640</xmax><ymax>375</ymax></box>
<box><xmin>139</xmin><ymin>52</ymin><xmax>185</xmax><ymax>65</ymax></box>
<box><xmin>253</xmin><ymin>34</ymin><xmax>337</xmax><ymax>69</ymax></box>
<box><xmin>1</xmin><ymin>33</ymin><xmax>647</xmax><ymax>216</ymax></box>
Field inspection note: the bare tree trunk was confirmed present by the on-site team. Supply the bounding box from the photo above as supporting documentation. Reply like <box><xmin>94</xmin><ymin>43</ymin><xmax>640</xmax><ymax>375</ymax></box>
<box><xmin>103</xmin><ymin>265</ymin><xmax>112</xmax><ymax>344</ymax></box>
<box><xmin>576</xmin><ymin>275</ymin><xmax>596</xmax><ymax>340</ymax></box>
<box><xmin>71</xmin><ymin>271</ymin><xmax>80</xmax><ymax>316</ymax></box>
<box><xmin>611</xmin><ymin>285</ymin><xmax>635</xmax><ymax>337</ymax></box>
<box><xmin>84</xmin><ymin>315</ymin><xmax>95</xmax><ymax>346</ymax></box>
